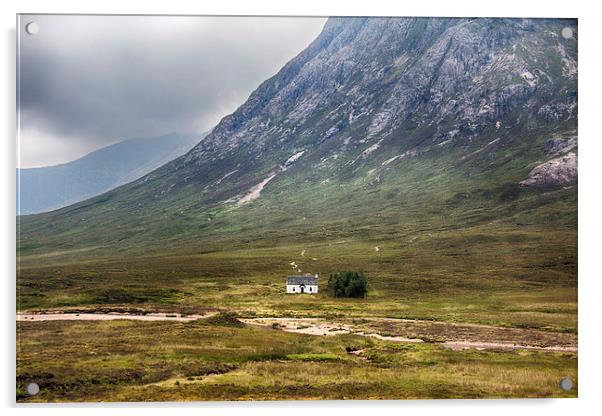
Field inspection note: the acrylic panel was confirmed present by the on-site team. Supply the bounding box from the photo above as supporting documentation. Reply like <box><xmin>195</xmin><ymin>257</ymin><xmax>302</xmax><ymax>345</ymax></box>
<box><xmin>16</xmin><ymin>14</ymin><xmax>578</xmax><ymax>402</ymax></box>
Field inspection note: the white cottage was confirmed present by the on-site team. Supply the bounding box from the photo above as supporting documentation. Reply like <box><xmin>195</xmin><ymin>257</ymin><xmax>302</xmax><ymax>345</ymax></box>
<box><xmin>286</xmin><ymin>275</ymin><xmax>318</xmax><ymax>294</ymax></box>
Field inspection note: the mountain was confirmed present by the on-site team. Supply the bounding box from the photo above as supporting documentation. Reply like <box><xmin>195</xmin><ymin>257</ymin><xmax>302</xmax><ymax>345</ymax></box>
<box><xmin>17</xmin><ymin>133</ymin><xmax>202</xmax><ymax>215</ymax></box>
<box><xmin>18</xmin><ymin>17</ymin><xmax>577</xmax><ymax>258</ymax></box>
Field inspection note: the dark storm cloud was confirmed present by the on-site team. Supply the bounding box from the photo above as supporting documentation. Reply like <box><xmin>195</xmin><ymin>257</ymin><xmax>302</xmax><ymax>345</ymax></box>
<box><xmin>18</xmin><ymin>15</ymin><xmax>326</xmax><ymax>167</ymax></box>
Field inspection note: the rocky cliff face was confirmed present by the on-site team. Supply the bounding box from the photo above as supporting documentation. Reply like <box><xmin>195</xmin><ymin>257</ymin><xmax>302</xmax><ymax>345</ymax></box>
<box><xmin>521</xmin><ymin>152</ymin><xmax>578</xmax><ymax>187</ymax></box>
<box><xmin>520</xmin><ymin>132</ymin><xmax>578</xmax><ymax>187</ymax></box>
<box><xmin>19</xmin><ymin>17</ymin><xmax>578</xmax><ymax>254</ymax></box>
<box><xmin>189</xmin><ymin>17</ymin><xmax>577</xmax><ymax>163</ymax></box>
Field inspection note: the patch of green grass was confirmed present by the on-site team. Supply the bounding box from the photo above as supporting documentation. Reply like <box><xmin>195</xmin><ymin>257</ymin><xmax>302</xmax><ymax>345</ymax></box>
<box><xmin>286</xmin><ymin>353</ymin><xmax>345</xmax><ymax>362</ymax></box>
<box><xmin>203</xmin><ymin>312</ymin><xmax>246</xmax><ymax>328</ymax></box>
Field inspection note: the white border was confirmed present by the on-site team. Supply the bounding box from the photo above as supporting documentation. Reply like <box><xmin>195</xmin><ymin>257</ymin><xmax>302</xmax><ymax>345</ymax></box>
<box><xmin>2</xmin><ymin>1</ymin><xmax>601</xmax><ymax>415</ymax></box>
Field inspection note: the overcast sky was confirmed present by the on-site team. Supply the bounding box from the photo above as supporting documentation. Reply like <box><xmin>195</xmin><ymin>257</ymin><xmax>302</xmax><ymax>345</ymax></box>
<box><xmin>17</xmin><ymin>15</ymin><xmax>326</xmax><ymax>168</ymax></box>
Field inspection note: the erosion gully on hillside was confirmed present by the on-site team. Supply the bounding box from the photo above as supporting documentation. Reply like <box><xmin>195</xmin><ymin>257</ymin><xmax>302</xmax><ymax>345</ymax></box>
<box><xmin>17</xmin><ymin>311</ymin><xmax>576</xmax><ymax>353</ymax></box>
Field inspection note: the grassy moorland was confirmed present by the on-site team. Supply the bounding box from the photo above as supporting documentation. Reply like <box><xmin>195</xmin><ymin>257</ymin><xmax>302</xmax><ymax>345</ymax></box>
<box><xmin>17</xmin><ymin>130</ymin><xmax>577</xmax><ymax>324</ymax></box>
<box><xmin>16</xmin><ymin>207</ymin><xmax>577</xmax><ymax>401</ymax></box>
<box><xmin>16</xmin><ymin>316</ymin><xmax>577</xmax><ymax>402</ymax></box>
<box><xmin>17</xmin><ymin>223</ymin><xmax>577</xmax><ymax>331</ymax></box>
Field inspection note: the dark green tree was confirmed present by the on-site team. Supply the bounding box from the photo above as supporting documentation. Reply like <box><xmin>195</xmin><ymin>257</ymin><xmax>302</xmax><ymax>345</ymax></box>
<box><xmin>327</xmin><ymin>271</ymin><xmax>367</xmax><ymax>298</ymax></box>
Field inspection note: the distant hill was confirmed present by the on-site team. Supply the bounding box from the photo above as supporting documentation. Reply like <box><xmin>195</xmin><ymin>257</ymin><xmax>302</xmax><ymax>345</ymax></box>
<box><xmin>17</xmin><ymin>133</ymin><xmax>203</xmax><ymax>215</ymax></box>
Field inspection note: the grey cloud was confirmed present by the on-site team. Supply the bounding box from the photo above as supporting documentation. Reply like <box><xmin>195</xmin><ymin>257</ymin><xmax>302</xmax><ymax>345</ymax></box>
<box><xmin>18</xmin><ymin>15</ymin><xmax>326</xmax><ymax>167</ymax></box>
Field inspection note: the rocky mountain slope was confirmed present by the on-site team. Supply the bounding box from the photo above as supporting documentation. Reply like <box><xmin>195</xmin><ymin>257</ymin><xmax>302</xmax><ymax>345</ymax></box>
<box><xmin>18</xmin><ymin>17</ymin><xmax>577</xmax><ymax>256</ymax></box>
<box><xmin>17</xmin><ymin>133</ymin><xmax>201</xmax><ymax>215</ymax></box>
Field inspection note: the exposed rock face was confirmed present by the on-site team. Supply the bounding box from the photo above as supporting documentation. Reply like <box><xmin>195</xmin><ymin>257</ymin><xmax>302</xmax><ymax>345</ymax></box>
<box><xmin>538</xmin><ymin>100</ymin><xmax>577</xmax><ymax>122</ymax></box>
<box><xmin>188</xmin><ymin>17</ymin><xmax>578</xmax><ymax>166</ymax></box>
<box><xmin>520</xmin><ymin>153</ymin><xmax>578</xmax><ymax>187</ymax></box>
<box><xmin>545</xmin><ymin>135</ymin><xmax>577</xmax><ymax>155</ymax></box>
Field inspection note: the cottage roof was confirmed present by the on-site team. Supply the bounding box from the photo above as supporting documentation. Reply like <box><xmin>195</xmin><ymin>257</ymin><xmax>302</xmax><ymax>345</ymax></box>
<box><xmin>286</xmin><ymin>275</ymin><xmax>318</xmax><ymax>285</ymax></box>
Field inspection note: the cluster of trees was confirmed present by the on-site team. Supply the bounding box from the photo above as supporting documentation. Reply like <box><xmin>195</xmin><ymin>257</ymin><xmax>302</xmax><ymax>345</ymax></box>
<box><xmin>327</xmin><ymin>271</ymin><xmax>368</xmax><ymax>298</ymax></box>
